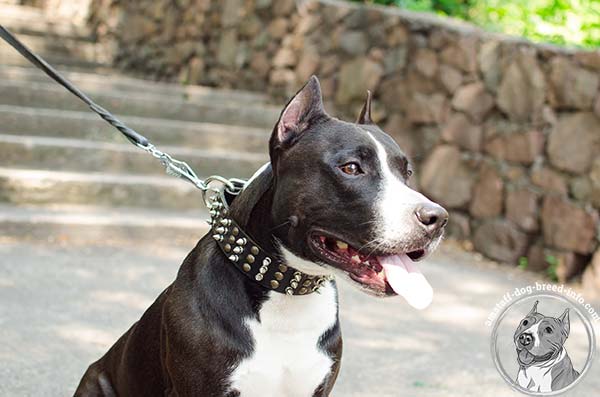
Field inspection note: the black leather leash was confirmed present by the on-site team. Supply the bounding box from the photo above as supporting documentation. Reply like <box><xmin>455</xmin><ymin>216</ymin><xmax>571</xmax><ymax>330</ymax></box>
<box><xmin>0</xmin><ymin>25</ymin><xmax>147</xmax><ymax>147</ymax></box>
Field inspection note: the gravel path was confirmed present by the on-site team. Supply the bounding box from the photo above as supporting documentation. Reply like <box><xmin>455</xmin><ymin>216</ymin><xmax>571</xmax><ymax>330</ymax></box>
<box><xmin>1</xmin><ymin>239</ymin><xmax>598</xmax><ymax>396</ymax></box>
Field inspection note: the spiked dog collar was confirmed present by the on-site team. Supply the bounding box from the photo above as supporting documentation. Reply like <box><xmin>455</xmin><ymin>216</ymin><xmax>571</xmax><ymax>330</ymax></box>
<box><xmin>207</xmin><ymin>192</ymin><xmax>330</xmax><ymax>296</ymax></box>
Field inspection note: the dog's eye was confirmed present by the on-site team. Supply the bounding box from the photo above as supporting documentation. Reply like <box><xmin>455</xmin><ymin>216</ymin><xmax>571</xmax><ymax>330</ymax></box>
<box><xmin>339</xmin><ymin>162</ymin><xmax>362</xmax><ymax>176</ymax></box>
<box><xmin>545</xmin><ymin>327</ymin><xmax>553</xmax><ymax>334</ymax></box>
<box><xmin>522</xmin><ymin>320</ymin><xmax>529</xmax><ymax>326</ymax></box>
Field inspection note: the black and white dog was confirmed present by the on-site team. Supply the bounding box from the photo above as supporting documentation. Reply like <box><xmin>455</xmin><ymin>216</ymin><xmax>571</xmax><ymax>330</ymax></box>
<box><xmin>515</xmin><ymin>301</ymin><xmax>580</xmax><ymax>392</ymax></box>
<box><xmin>75</xmin><ymin>76</ymin><xmax>448</xmax><ymax>396</ymax></box>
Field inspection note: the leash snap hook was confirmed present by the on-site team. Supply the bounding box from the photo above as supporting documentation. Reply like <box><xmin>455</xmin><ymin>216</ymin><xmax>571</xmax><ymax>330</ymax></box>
<box><xmin>201</xmin><ymin>177</ymin><xmax>231</xmax><ymax>210</ymax></box>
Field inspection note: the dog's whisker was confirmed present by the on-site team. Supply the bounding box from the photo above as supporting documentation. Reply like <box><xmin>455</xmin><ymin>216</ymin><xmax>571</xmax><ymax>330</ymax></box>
<box><xmin>357</xmin><ymin>220</ymin><xmax>379</xmax><ymax>226</ymax></box>
<box><xmin>357</xmin><ymin>239</ymin><xmax>380</xmax><ymax>252</ymax></box>
<box><xmin>366</xmin><ymin>240</ymin><xmax>387</xmax><ymax>258</ymax></box>
<box><xmin>268</xmin><ymin>220</ymin><xmax>291</xmax><ymax>233</ymax></box>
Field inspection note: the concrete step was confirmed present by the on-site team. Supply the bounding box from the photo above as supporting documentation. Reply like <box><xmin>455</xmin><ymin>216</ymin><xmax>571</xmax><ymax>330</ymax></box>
<box><xmin>1</xmin><ymin>4</ymin><xmax>92</xmax><ymax>39</ymax></box>
<box><xmin>1</xmin><ymin>50</ymin><xmax>107</xmax><ymax>69</ymax></box>
<box><xmin>0</xmin><ymin>65</ymin><xmax>271</xmax><ymax>105</ymax></box>
<box><xmin>0</xmin><ymin>80</ymin><xmax>281</xmax><ymax>129</ymax></box>
<box><xmin>1</xmin><ymin>4</ymin><xmax>47</xmax><ymax>21</ymax></box>
<box><xmin>1</xmin><ymin>52</ymin><xmax>114</xmax><ymax>73</ymax></box>
<box><xmin>0</xmin><ymin>105</ymin><xmax>270</xmax><ymax>153</ymax></box>
<box><xmin>0</xmin><ymin>32</ymin><xmax>108</xmax><ymax>67</ymax></box>
<box><xmin>0</xmin><ymin>134</ymin><xmax>268</xmax><ymax>179</ymax></box>
<box><xmin>0</xmin><ymin>168</ymin><xmax>211</xmax><ymax>211</ymax></box>
<box><xmin>0</xmin><ymin>203</ymin><xmax>209</xmax><ymax>246</ymax></box>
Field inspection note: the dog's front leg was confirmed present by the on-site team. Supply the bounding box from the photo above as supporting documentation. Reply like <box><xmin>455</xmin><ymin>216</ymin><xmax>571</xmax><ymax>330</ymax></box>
<box><xmin>312</xmin><ymin>359</ymin><xmax>342</xmax><ymax>397</ymax></box>
<box><xmin>162</xmin><ymin>302</ymin><xmax>247</xmax><ymax>397</ymax></box>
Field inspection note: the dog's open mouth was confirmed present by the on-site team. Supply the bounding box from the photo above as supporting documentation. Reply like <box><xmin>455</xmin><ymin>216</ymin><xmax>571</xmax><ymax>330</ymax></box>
<box><xmin>309</xmin><ymin>233</ymin><xmax>433</xmax><ymax>309</ymax></box>
<box><xmin>517</xmin><ymin>348</ymin><xmax>536</xmax><ymax>365</ymax></box>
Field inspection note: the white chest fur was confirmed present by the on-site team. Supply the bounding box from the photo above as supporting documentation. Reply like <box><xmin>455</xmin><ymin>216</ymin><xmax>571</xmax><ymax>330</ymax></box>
<box><xmin>229</xmin><ymin>281</ymin><xmax>338</xmax><ymax>397</ymax></box>
<box><xmin>517</xmin><ymin>365</ymin><xmax>553</xmax><ymax>392</ymax></box>
<box><xmin>517</xmin><ymin>349</ymin><xmax>566</xmax><ymax>392</ymax></box>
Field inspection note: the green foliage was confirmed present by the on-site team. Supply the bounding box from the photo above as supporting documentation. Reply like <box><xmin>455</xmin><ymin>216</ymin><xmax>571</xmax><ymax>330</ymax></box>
<box><xmin>518</xmin><ymin>256</ymin><xmax>529</xmax><ymax>270</ymax></box>
<box><xmin>351</xmin><ymin>0</ymin><xmax>600</xmax><ymax>48</ymax></box>
<box><xmin>467</xmin><ymin>0</ymin><xmax>600</xmax><ymax>48</ymax></box>
<box><xmin>356</xmin><ymin>0</ymin><xmax>471</xmax><ymax>15</ymax></box>
<box><xmin>545</xmin><ymin>254</ymin><xmax>559</xmax><ymax>282</ymax></box>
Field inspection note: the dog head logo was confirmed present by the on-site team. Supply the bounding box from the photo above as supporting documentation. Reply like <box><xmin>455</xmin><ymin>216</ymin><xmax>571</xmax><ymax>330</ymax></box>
<box><xmin>514</xmin><ymin>301</ymin><xmax>580</xmax><ymax>392</ymax></box>
<box><xmin>262</xmin><ymin>76</ymin><xmax>447</xmax><ymax>308</ymax></box>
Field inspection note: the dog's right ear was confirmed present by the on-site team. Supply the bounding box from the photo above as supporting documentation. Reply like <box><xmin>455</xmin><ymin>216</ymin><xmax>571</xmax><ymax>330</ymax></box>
<box><xmin>270</xmin><ymin>76</ymin><xmax>325</xmax><ymax>153</ymax></box>
<box><xmin>356</xmin><ymin>90</ymin><xmax>373</xmax><ymax>124</ymax></box>
<box><xmin>527</xmin><ymin>300</ymin><xmax>539</xmax><ymax>316</ymax></box>
<box><xmin>558</xmin><ymin>308</ymin><xmax>570</xmax><ymax>336</ymax></box>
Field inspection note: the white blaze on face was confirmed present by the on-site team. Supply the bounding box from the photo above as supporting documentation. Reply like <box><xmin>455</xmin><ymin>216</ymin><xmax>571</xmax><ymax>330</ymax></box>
<box><xmin>527</xmin><ymin>322</ymin><xmax>541</xmax><ymax>348</ymax></box>
<box><xmin>366</xmin><ymin>132</ymin><xmax>435</xmax><ymax>245</ymax></box>
<box><xmin>364</xmin><ymin>131</ymin><xmax>437</xmax><ymax>310</ymax></box>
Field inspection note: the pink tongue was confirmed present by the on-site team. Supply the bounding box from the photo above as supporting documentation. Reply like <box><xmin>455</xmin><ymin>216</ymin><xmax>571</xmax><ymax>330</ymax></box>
<box><xmin>378</xmin><ymin>254</ymin><xmax>433</xmax><ymax>310</ymax></box>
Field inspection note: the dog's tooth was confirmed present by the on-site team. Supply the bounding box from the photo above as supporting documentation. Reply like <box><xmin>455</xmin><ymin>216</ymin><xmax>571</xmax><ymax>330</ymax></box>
<box><xmin>351</xmin><ymin>255</ymin><xmax>361</xmax><ymax>263</ymax></box>
<box><xmin>336</xmin><ymin>240</ymin><xmax>348</xmax><ymax>250</ymax></box>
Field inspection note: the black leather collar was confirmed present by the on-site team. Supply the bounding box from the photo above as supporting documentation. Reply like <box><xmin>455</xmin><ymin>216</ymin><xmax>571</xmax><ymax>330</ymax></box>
<box><xmin>208</xmin><ymin>192</ymin><xmax>330</xmax><ymax>295</ymax></box>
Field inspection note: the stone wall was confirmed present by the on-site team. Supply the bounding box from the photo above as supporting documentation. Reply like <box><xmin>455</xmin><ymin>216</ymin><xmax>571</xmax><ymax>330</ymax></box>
<box><xmin>88</xmin><ymin>0</ymin><xmax>600</xmax><ymax>290</ymax></box>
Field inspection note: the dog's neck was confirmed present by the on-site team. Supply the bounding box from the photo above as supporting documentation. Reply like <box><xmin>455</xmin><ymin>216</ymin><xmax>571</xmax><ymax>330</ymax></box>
<box><xmin>228</xmin><ymin>164</ymin><xmax>278</xmax><ymax>254</ymax></box>
<box><xmin>214</xmin><ymin>164</ymin><xmax>328</xmax><ymax>296</ymax></box>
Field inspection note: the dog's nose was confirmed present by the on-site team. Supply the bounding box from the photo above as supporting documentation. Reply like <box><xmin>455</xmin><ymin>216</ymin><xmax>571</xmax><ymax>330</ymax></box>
<box><xmin>519</xmin><ymin>333</ymin><xmax>533</xmax><ymax>346</ymax></box>
<box><xmin>415</xmin><ymin>203</ymin><xmax>448</xmax><ymax>234</ymax></box>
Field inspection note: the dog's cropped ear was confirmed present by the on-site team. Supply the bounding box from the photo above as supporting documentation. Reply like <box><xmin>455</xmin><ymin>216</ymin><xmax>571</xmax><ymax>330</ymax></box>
<box><xmin>356</xmin><ymin>90</ymin><xmax>373</xmax><ymax>125</ymax></box>
<box><xmin>527</xmin><ymin>300</ymin><xmax>539</xmax><ymax>317</ymax></box>
<box><xmin>271</xmin><ymin>76</ymin><xmax>325</xmax><ymax>151</ymax></box>
<box><xmin>558</xmin><ymin>308</ymin><xmax>570</xmax><ymax>336</ymax></box>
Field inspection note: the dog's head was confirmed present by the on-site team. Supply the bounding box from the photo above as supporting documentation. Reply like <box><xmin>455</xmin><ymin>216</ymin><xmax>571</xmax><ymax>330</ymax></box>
<box><xmin>257</xmin><ymin>76</ymin><xmax>447</xmax><ymax>307</ymax></box>
<box><xmin>514</xmin><ymin>301</ymin><xmax>571</xmax><ymax>366</ymax></box>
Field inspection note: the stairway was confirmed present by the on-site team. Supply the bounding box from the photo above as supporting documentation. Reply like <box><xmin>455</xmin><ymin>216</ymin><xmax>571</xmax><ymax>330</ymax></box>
<box><xmin>0</xmin><ymin>2</ymin><xmax>279</xmax><ymax>248</ymax></box>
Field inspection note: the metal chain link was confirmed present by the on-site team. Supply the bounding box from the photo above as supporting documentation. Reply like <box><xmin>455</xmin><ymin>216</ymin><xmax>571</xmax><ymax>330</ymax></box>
<box><xmin>137</xmin><ymin>142</ymin><xmax>247</xmax><ymax>200</ymax></box>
